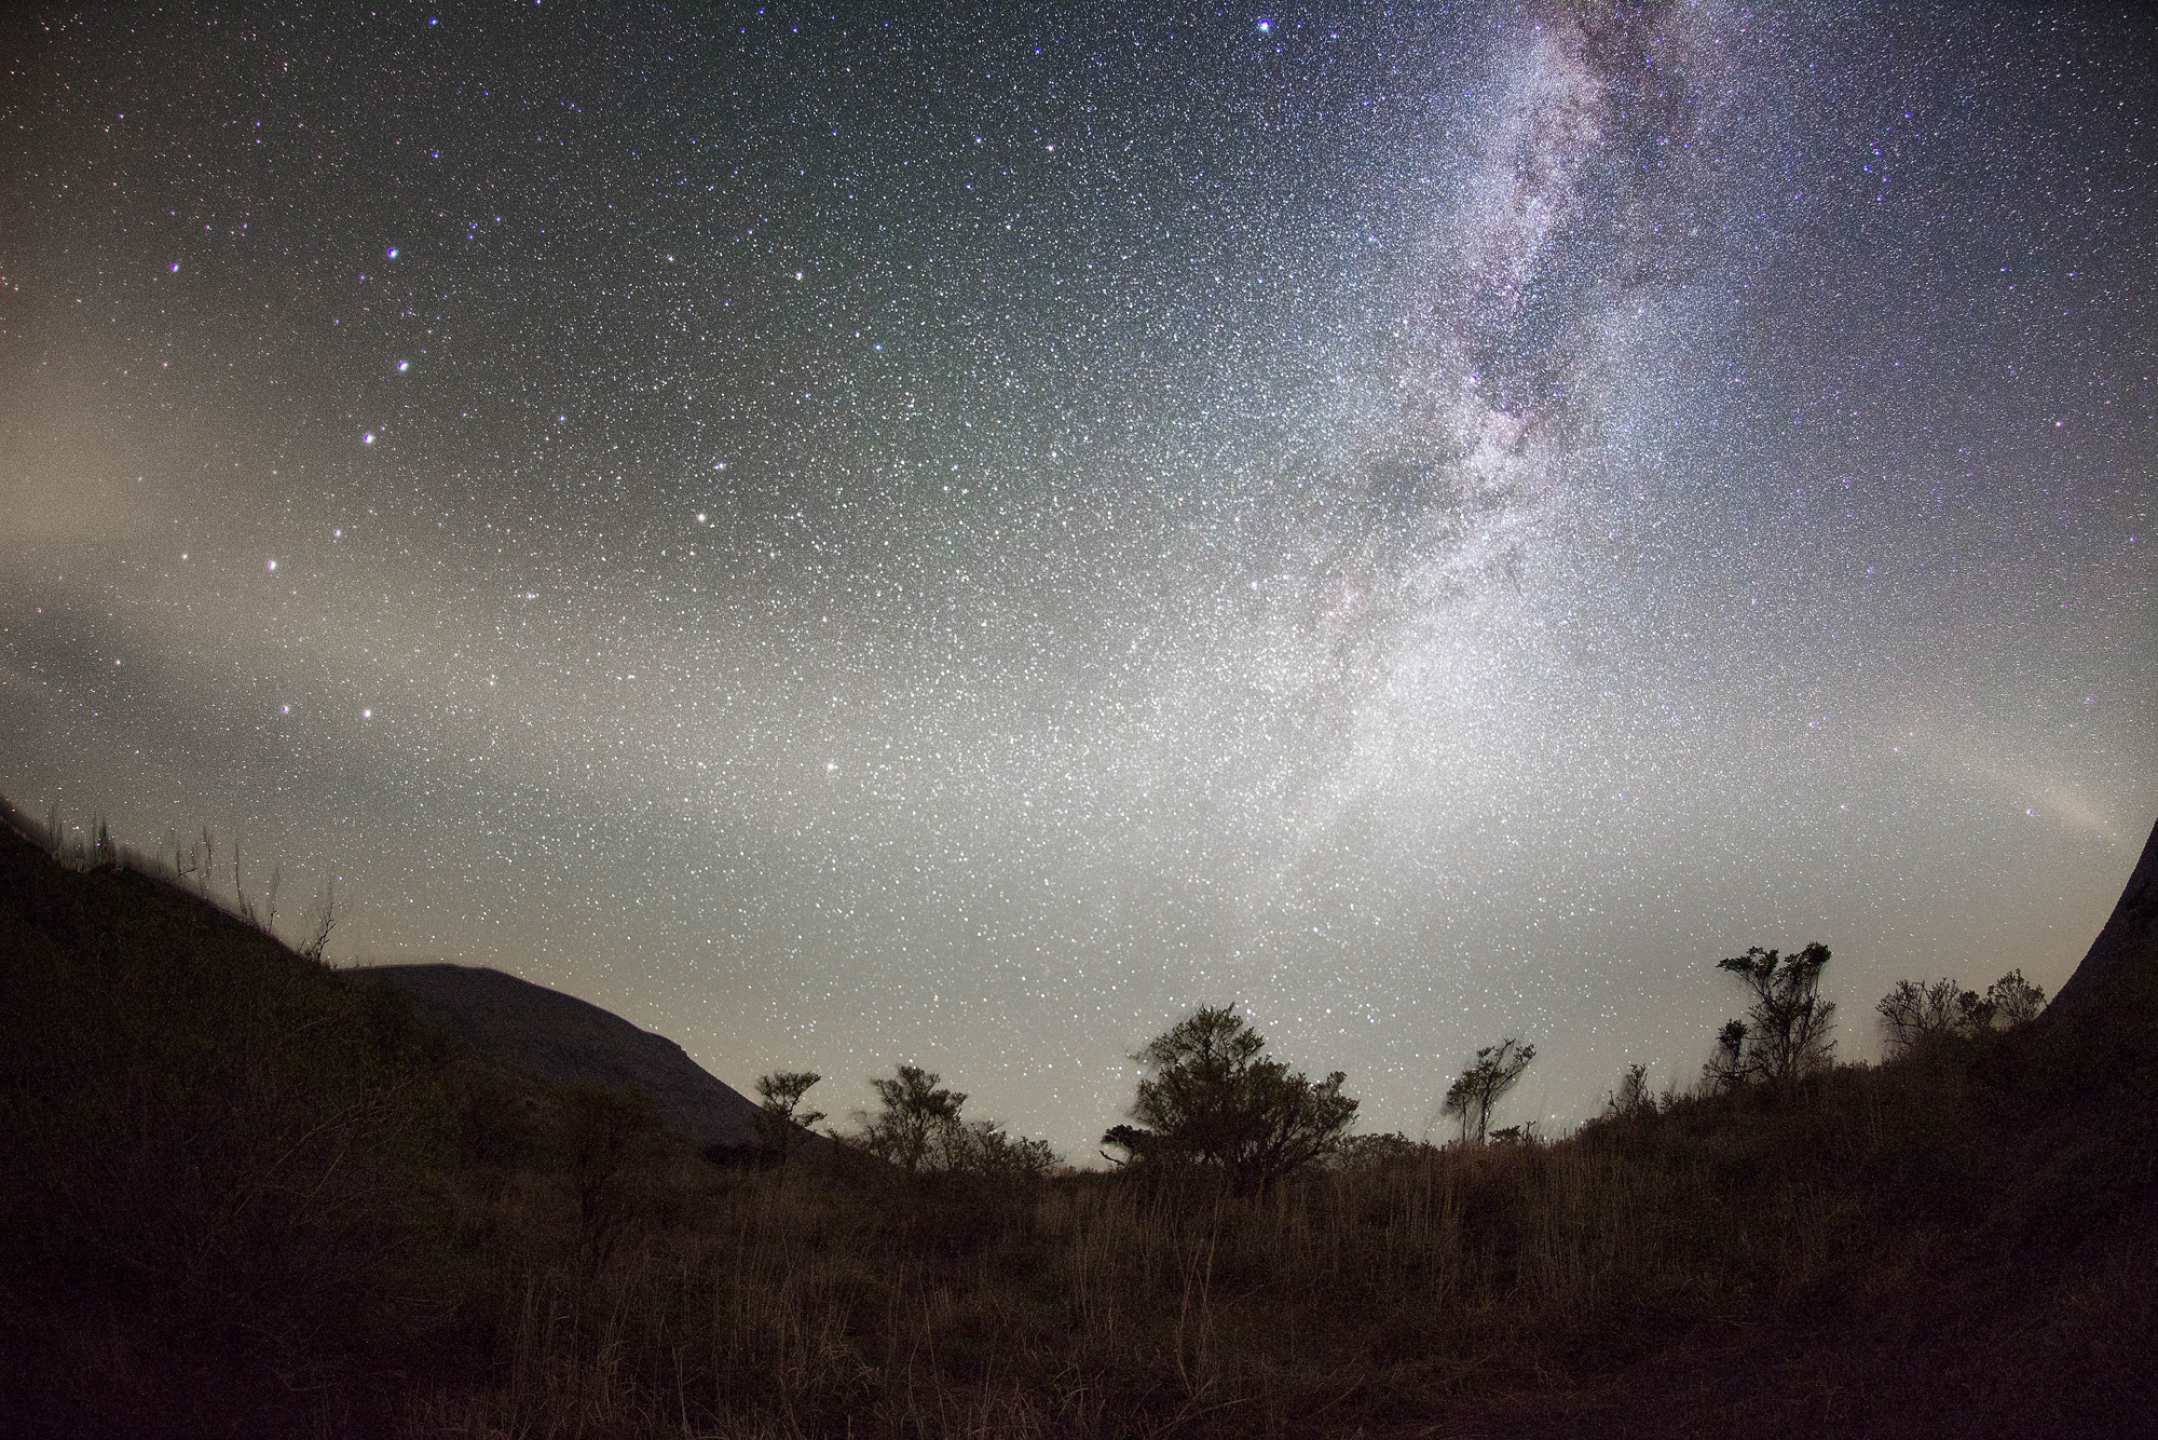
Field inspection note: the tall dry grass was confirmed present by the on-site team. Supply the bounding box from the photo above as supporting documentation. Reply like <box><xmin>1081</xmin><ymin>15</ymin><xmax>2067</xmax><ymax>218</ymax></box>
<box><xmin>5</xmin><ymin>801</ymin><xmax>2150</xmax><ymax>1438</ymax></box>
<box><xmin>387</xmin><ymin>1085</ymin><xmax>1930</xmax><ymax>1439</ymax></box>
<box><xmin>395</xmin><ymin>1023</ymin><xmax>2156</xmax><ymax>1440</ymax></box>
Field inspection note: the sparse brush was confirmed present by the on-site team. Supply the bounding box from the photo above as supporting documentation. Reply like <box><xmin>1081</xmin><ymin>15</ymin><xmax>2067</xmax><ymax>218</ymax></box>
<box><xmin>385</xmin><ymin>1030</ymin><xmax>2150</xmax><ymax>1440</ymax></box>
<box><xmin>3</xmin><ymin>804</ymin><xmax>2149</xmax><ymax>1440</ymax></box>
<box><xmin>0</xmin><ymin>819</ymin><xmax>450</xmax><ymax>1440</ymax></box>
<box><xmin>297</xmin><ymin>878</ymin><xmax>338</xmax><ymax>963</ymax></box>
<box><xmin>1879</xmin><ymin>972</ymin><xmax>2050</xmax><ymax>1056</ymax></box>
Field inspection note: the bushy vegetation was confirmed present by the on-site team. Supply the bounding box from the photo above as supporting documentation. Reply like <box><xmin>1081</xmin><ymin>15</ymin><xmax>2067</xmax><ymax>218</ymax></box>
<box><xmin>1441</xmin><ymin>1036</ymin><xmax>1536</xmax><ymax>1143</ymax></box>
<box><xmin>401</xmin><ymin>1029</ymin><xmax>2154</xmax><ymax>1439</ymax></box>
<box><xmin>1702</xmin><ymin>943</ymin><xmax>1838</xmax><ymax>1092</ymax></box>
<box><xmin>1877</xmin><ymin>969</ymin><xmax>2047</xmax><ymax>1056</ymax></box>
<box><xmin>1101</xmin><ymin>1004</ymin><xmax>1357</xmax><ymax>1194</ymax></box>
<box><xmin>0</xmin><ymin>807</ymin><xmax>459</xmax><ymax>1435</ymax></box>
<box><xmin>3</xmin><ymin>805</ymin><xmax>2152</xmax><ymax>1437</ymax></box>
<box><xmin>847</xmin><ymin>1062</ymin><xmax>1061</xmax><ymax>1182</ymax></box>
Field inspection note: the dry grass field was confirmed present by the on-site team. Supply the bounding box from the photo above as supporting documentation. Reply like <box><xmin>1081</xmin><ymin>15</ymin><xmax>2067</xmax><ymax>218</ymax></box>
<box><xmin>3</xmin><ymin>809</ymin><xmax>2152</xmax><ymax>1438</ymax></box>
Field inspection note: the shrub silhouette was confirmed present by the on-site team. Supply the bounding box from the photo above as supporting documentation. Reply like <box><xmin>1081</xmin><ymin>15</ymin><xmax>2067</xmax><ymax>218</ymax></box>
<box><xmin>938</xmin><ymin>1116</ymin><xmax>1060</xmax><ymax>1182</ymax></box>
<box><xmin>1985</xmin><ymin>968</ymin><xmax>2047</xmax><ymax>1027</ymax></box>
<box><xmin>1878</xmin><ymin>970</ymin><xmax>2048</xmax><ymax>1056</ymax></box>
<box><xmin>860</xmin><ymin>1063</ymin><xmax>966</xmax><ymax>1173</ymax></box>
<box><xmin>1442</xmin><ymin>1036</ymin><xmax>1536</xmax><ymax>1143</ymax></box>
<box><xmin>851</xmin><ymin>1063</ymin><xmax>1060</xmax><ymax>1181</ymax></box>
<box><xmin>1878</xmin><ymin>976</ymin><xmax>1988</xmax><ymax>1054</ymax></box>
<box><xmin>751</xmin><ymin>1069</ymin><xmax>825</xmax><ymax>1175</ymax></box>
<box><xmin>1703</xmin><ymin>942</ymin><xmax>1836</xmax><ymax>1091</ymax></box>
<box><xmin>1104</xmin><ymin>1004</ymin><xmax>1356</xmax><ymax>1192</ymax></box>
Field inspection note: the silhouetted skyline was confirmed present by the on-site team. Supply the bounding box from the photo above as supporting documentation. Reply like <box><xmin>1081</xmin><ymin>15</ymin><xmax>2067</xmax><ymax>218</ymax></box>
<box><xmin>3</xmin><ymin>2</ymin><xmax>2151</xmax><ymax>1157</ymax></box>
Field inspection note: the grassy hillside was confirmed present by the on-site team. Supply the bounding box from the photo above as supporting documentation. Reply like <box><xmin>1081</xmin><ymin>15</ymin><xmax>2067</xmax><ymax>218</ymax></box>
<box><xmin>0</xmin><ymin>814</ymin><xmax>459</xmax><ymax>1436</ymax></box>
<box><xmin>2</xmin><ymin>808</ymin><xmax>2152</xmax><ymax>1438</ymax></box>
<box><xmin>398</xmin><ymin>1026</ymin><xmax>2155</xmax><ymax>1439</ymax></box>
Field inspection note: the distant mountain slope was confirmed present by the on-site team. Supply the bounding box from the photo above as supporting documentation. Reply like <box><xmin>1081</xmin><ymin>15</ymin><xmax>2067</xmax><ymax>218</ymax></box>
<box><xmin>2048</xmin><ymin>816</ymin><xmax>2158</xmax><ymax>1022</ymax></box>
<box><xmin>364</xmin><ymin>963</ymin><xmax>762</xmax><ymax>1151</ymax></box>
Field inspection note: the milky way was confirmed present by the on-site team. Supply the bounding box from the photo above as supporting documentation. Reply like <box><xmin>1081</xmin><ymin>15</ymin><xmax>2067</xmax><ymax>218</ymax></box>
<box><xmin>3</xmin><ymin>3</ymin><xmax>2152</xmax><ymax>1156</ymax></box>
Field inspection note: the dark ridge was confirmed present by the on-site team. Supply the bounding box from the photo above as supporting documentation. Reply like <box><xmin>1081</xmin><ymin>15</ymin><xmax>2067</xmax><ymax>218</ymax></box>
<box><xmin>2046</xmin><ymin>817</ymin><xmax>2158</xmax><ymax>1023</ymax></box>
<box><xmin>0</xmin><ymin>803</ymin><xmax>455</xmax><ymax>1438</ymax></box>
<box><xmin>363</xmin><ymin>961</ymin><xmax>764</xmax><ymax>1152</ymax></box>
<box><xmin>4</xmin><ymin>791</ymin><xmax>2151</xmax><ymax>1437</ymax></box>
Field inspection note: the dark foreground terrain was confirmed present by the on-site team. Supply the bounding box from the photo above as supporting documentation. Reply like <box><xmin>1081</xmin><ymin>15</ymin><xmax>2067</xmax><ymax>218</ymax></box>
<box><xmin>2</xmin><ymin>810</ymin><xmax>2153</xmax><ymax>1438</ymax></box>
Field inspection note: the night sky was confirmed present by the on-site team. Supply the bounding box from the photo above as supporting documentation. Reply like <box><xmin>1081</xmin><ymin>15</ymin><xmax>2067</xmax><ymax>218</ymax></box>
<box><xmin>4</xmin><ymin>2</ymin><xmax>2152</xmax><ymax>1158</ymax></box>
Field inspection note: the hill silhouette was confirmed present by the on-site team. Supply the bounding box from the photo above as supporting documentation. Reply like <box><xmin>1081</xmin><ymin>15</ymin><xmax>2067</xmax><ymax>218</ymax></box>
<box><xmin>0</xmin><ymin>807</ymin><xmax>459</xmax><ymax>1435</ymax></box>
<box><xmin>365</xmin><ymin>962</ymin><xmax>765</xmax><ymax>1152</ymax></box>
<box><xmin>2</xmin><ymin>798</ymin><xmax>2152</xmax><ymax>1438</ymax></box>
<box><xmin>2047</xmin><ymin>817</ymin><xmax>2158</xmax><ymax>1023</ymax></box>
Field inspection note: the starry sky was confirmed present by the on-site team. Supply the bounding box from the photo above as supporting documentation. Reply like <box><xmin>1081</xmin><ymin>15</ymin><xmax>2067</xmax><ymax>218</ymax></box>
<box><xmin>3</xmin><ymin>2</ymin><xmax>2152</xmax><ymax>1157</ymax></box>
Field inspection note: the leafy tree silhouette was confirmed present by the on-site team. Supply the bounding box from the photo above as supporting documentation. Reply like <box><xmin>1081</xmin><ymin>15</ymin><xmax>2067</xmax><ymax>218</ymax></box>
<box><xmin>1441</xmin><ymin>1037</ymin><xmax>1536</xmax><ymax>1144</ymax></box>
<box><xmin>1703</xmin><ymin>943</ymin><xmax>1835</xmax><ymax>1092</ymax></box>
<box><xmin>1104</xmin><ymin>1004</ymin><xmax>1356</xmax><ymax>1194</ymax></box>
<box><xmin>861</xmin><ymin>1064</ymin><xmax>965</xmax><ymax>1174</ymax></box>
<box><xmin>752</xmin><ymin>1070</ymin><xmax>824</xmax><ymax>1176</ymax></box>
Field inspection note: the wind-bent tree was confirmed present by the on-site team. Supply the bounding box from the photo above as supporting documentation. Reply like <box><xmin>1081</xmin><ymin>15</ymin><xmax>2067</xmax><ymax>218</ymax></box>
<box><xmin>752</xmin><ymin>1070</ymin><xmax>825</xmax><ymax>1175</ymax></box>
<box><xmin>1601</xmin><ymin>1061</ymin><xmax>1654</xmax><ymax>1121</ymax></box>
<box><xmin>1441</xmin><ymin>1037</ymin><xmax>1536</xmax><ymax>1143</ymax></box>
<box><xmin>1703</xmin><ymin>943</ymin><xmax>1836</xmax><ymax>1091</ymax></box>
<box><xmin>861</xmin><ymin>1064</ymin><xmax>965</xmax><ymax>1174</ymax></box>
<box><xmin>1104</xmin><ymin>1005</ymin><xmax>1357</xmax><ymax>1194</ymax></box>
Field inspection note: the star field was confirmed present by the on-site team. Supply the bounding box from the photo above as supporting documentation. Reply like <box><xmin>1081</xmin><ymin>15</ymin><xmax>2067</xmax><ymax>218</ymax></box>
<box><xmin>3</xmin><ymin>2</ymin><xmax>2152</xmax><ymax>1157</ymax></box>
